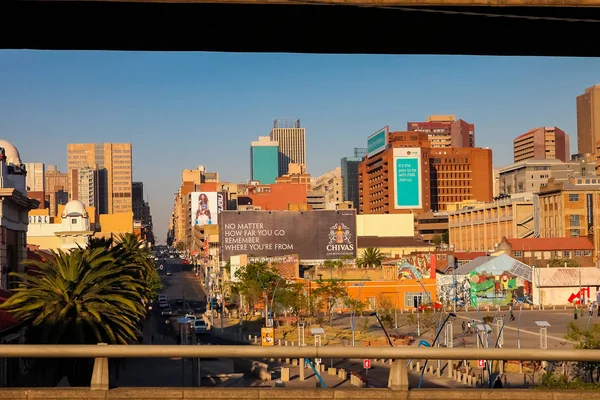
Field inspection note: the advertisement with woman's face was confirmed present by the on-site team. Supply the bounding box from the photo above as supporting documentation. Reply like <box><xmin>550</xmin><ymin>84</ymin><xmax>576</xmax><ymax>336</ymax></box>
<box><xmin>191</xmin><ymin>192</ymin><xmax>218</xmax><ymax>226</ymax></box>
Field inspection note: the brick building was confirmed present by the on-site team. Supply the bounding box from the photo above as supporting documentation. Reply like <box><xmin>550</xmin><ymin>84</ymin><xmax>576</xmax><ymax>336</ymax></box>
<box><xmin>496</xmin><ymin>236</ymin><xmax>595</xmax><ymax>268</ymax></box>
<box><xmin>358</xmin><ymin>130</ymin><xmax>493</xmax><ymax>215</ymax></box>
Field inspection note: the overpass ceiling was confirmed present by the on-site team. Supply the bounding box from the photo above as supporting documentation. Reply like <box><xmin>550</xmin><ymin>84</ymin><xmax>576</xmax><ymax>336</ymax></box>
<box><xmin>2</xmin><ymin>1</ymin><xmax>600</xmax><ymax>56</ymax></box>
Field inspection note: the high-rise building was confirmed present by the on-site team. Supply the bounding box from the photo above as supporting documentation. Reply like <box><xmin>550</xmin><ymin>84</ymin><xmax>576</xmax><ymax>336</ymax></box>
<box><xmin>250</xmin><ymin>136</ymin><xmax>279</xmax><ymax>184</ymax></box>
<box><xmin>269</xmin><ymin>118</ymin><xmax>306</xmax><ymax>176</ymax></box>
<box><xmin>358</xmin><ymin>130</ymin><xmax>492</xmax><ymax>215</ymax></box>
<box><xmin>341</xmin><ymin>148</ymin><xmax>366</xmax><ymax>210</ymax></box>
<box><xmin>577</xmin><ymin>84</ymin><xmax>600</xmax><ymax>155</ymax></box>
<box><xmin>67</xmin><ymin>143</ymin><xmax>132</xmax><ymax>214</ymax></box>
<box><xmin>24</xmin><ymin>162</ymin><xmax>45</xmax><ymax>192</ymax></box>
<box><xmin>310</xmin><ymin>167</ymin><xmax>343</xmax><ymax>210</ymax></box>
<box><xmin>70</xmin><ymin>166</ymin><xmax>98</xmax><ymax>209</ymax></box>
<box><xmin>407</xmin><ymin>115</ymin><xmax>475</xmax><ymax>148</ymax></box>
<box><xmin>513</xmin><ymin>126</ymin><xmax>568</xmax><ymax>163</ymax></box>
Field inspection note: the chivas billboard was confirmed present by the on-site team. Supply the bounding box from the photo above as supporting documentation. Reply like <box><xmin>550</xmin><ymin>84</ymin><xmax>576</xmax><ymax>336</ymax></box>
<box><xmin>219</xmin><ymin>210</ymin><xmax>357</xmax><ymax>260</ymax></box>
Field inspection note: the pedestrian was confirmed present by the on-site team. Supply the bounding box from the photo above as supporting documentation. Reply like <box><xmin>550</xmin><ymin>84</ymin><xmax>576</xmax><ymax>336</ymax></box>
<box><xmin>461</xmin><ymin>321</ymin><xmax>466</xmax><ymax>334</ymax></box>
<box><xmin>574</xmin><ymin>306</ymin><xmax>578</xmax><ymax>320</ymax></box>
<box><xmin>467</xmin><ymin>321</ymin><xmax>472</xmax><ymax>334</ymax></box>
<box><xmin>589</xmin><ymin>302</ymin><xmax>594</xmax><ymax>317</ymax></box>
<box><xmin>509</xmin><ymin>309</ymin><xmax>515</xmax><ymax>321</ymax></box>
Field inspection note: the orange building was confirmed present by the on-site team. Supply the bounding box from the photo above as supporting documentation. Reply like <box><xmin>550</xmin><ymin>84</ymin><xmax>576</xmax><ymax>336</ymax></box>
<box><xmin>359</xmin><ymin>130</ymin><xmax>493</xmax><ymax>214</ymax></box>
<box><xmin>242</xmin><ymin>182</ymin><xmax>308</xmax><ymax>210</ymax></box>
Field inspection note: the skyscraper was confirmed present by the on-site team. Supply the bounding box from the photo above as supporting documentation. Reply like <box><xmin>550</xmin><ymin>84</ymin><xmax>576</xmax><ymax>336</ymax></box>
<box><xmin>250</xmin><ymin>136</ymin><xmax>279</xmax><ymax>184</ymax></box>
<box><xmin>269</xmin><ymin>118</ymin><xmax>306</xmax><ymax>176</ymax></box>
<box><xmin>24</xmin><ymin>162</ymin><xmax>45</xmax><ymax>192</ymax></box>
<box><xmin>67</xmin><ymin>143</ymin><xmax>132</xmax><ymax>214</ymax></box>
<box><xmin>70</xmin><ymin>166</ymin><xmax>98</xmax><ymax>209</ymax></box>
<box><xmin>576</xmin><ymin>84</ymin><xmax>600</xmax><ymax>155</ymax></box>
<box><xmin>341</xmin><ymin>148</ymin><xmax>366</xmax><ymax>210</ymax></box>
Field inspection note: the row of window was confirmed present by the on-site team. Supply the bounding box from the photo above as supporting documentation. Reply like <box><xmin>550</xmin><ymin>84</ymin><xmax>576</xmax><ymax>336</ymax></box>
<box><xmin>513</xmin><ymin>250</ymin><xmax>592</xmax><ymax>258</ymax></box>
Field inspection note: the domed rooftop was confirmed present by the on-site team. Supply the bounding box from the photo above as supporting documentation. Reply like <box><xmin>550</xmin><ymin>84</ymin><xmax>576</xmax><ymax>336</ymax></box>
<box><xmin>0</xmin><ymin>140</ymin><xmax>22</xmax><ymax>167</ymax></box>
<box><xmin>62</xmin><ymin>200</ymin><xmax>88</xmax><ymax>218</ymax></box>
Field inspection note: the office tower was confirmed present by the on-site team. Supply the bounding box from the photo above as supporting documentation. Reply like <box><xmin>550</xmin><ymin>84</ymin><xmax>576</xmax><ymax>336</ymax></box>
<box><xmin>67</xmin><ymin>143</ymin><xmax>132</xmax><ymax>214</ymax></box>
<box><xmin>269</xmin><ymin>118</ymin><xmax>306</xmax><ymax>176</ymax></box>
<box><xmin>341</xmin><ymin>148</ymin><xmax>366</xmax><ymax>210</ymax></box>
<box><xmin>407</xmin><ymin>115</ymin><xmax>475</xmax><ymax>148</ymax></box>
<box><xmin>250</xmin><ymin>136</ymin><xmax>279</xmax><ymax>184</ymax></box>
<box><xmin>24</xmin><ymin>162</ymin><xmax>45</xmax><ymax>192</ymax></box>
<box><xmin>577</xmin><ymin>84</ymin><xmax>600</xmax><ymax>155</ymax></box>
<box><xmin>513</xmin><ymin>126</ymin><xmax>569</xmax><ymax>163</ymax></box>
<box><xmin>70</xmin><ymin>166</ymin><xmax>98</xmax><ymax>209</ymax></box>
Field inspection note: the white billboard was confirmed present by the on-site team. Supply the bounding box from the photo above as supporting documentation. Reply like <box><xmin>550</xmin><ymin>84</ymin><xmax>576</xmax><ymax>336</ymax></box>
<box><xmin>191</xmin><ymin>191</ymin><xmax>219</xmax><ymax>226</ymax></box>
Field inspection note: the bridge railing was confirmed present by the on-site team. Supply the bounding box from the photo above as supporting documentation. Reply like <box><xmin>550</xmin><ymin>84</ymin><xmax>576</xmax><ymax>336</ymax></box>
<box><xmin>0</xmin><ymin>345</ymin><xmax>598</xmax><ymax>391</ymax></box>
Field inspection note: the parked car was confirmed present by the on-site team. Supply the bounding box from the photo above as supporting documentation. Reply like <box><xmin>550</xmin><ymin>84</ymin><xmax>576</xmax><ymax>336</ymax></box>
<box><xmin>194</xmin><ymin>320</ymin><xmax>207</xmax><ymax>334</ymax></box>
<box><xmin>418</xmin><ymin>302</ymin><xmax>443</xmax><ymax>312</ymax></box>
<box><xmin>161</xmin><ymin>307</ymin><xmax>173</xmax><ymax>316</ymax></box>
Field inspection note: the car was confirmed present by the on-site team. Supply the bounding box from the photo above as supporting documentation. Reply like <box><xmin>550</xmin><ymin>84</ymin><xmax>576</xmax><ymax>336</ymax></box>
<box><xmin>185</xmin><ymin>314</ymin><xmax>197</xmax><ymax>321</ymax></box>
<box><xmin>159</xmin><ymin>301</ymin><xmax>169</xmax><ymax>308</ymax></box>
<box><xmin>161</xmin><ymin>307</ymin><xmax>173</xmax><ymax>316</ymax></box>
<box><xmin>194</xmin><ymin>320</ymin><xmax>207</xmax><ymax>334</ymax></box>
<box><xmin>166</xmin><ymin>271</ymin><xmax>172</xmax><ymax>276</ymax></box>
<box><xmin>418</xmin><ymin>302</ymin><xmax>443</xmax><ymax>312</ymax></box>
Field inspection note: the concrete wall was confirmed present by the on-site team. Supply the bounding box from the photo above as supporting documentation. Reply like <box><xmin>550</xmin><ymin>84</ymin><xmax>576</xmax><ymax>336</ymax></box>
<box><xmin>356</xmin><ymin>214</ymin><xmax>414</xmax><ymax>237</ymax></box>
<box><xmin>0</xmin><ymin>388</ymin><xmax>598</xmax><ymax>399</ymax></box>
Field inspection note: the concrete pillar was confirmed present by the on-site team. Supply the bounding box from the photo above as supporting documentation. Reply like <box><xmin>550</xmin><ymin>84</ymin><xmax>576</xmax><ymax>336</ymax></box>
<box><xmin>389</xmin><ymin>359</ymin><xmax>393</xmax><ymax>366</ymax></box>
<box><xmin>91</xmin><ymin>343</ymin><xmax>109</xmax><ymax>391</ymax></box>
<box><xmin>285</xmin><ymin>358</ymin><xmax>290</xmax><ymax>364</ymax></box>
<box><xmin>292</xmin><ymin>359</ymin><xmax>298</xmax><ymax>366</ymax></box>
<box><xmin>299</xmin><ymin>361</ymin><xmax>305</xmax><ymax>381</ymax></box>
<box><xmin>456</xmin><ymin>371</ymin><xmax>462</xmax><ymax>381</ymax></box>
<box><xmin>278</xmin><ymin>339</ymin><xmax>282</xmax><ymax>346</ymax></box>
<box><xmin>291</xmin><ymin>341</ymin><xmax>295</xmax><ymax>346</ymax></box>
<box><xmin>280</xmin><ymin>367</ymin><xmax>290</xmax><ymax>382</ymax></box>
<box><xmin>285</xmin><ymin>340</ymin><xmax>288</xmax><ymax>346</ymax></box>
<box><xmin>388</xmin><ymin>360</ymin><xmax>409</xmax><ymax>391</ymax></box>
<box><xmin>447</xmin><ymin>362</ymin><xmax>453</xmax><ymax>378</ymax></box>
<box><xmin>329</xmin><ymin>367</ymin><xmax>337</xmax><ymax>375</ymax></box>
<box><xmin>416</xmin><ymin>362</ymin><xmax>421</xmax><ymax>371</ymax></box>
<box><xmin>436</xmin><ymin>367</ymin><xmax>441</xmax><ymax>377</ymax></box>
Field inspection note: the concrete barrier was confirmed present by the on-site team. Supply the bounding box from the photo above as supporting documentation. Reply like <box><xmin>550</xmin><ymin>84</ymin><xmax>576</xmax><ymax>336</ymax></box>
<box><xmin>281</xmin><ymin>367</ymin><xmax>290</xmax><ymax>382</ymax></box>
<box><xmin>233</xmin><ymin>358</ymin><xmax>271</xmax><ymax>381</ymax></box>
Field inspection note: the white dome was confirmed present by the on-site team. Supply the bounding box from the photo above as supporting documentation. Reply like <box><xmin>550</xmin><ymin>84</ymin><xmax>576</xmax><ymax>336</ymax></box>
<box><xmin>62</xmin><ymin>200</ymin><xmax>88</xmax><ymax>218</ymax></box>
<box><xmin>0</xmin><ymin>140</ymin><xmax>22</xmax><ymax>166</ymax></box>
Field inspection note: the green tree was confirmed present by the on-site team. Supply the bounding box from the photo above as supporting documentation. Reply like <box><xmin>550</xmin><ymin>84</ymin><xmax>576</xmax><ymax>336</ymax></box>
<box><xmin>87</xmin><ymin>236</ymin><xmax>113</xmax><ymax>250</ymax></box>
<box><xmin>565</xmin><ymin>322</ymin><xmax>600</xmax><ymax>383</ymax></box>
<box><xmin>231</xmin><ymin>262</ymin><xmax>280</xmax><ymax>317</ymax></box>
<box><xmin>356</xmin><ymin>247</ymin><xmax>385</xmax><ymax>268</ymax></box>
<box><xmin>431</xmin><ymin>234</ymin><xmax>442</xmax><ymax>246</ymax></box>
<box><xmin>276</xmin><ymin>282</ymin><xmax>307</xmax><ymax>316</ymax></box>
<box><xmin>549</xmin><ymin>258</ymin><xmax>581</xmax><ymax>268</ymax></box>
<box><xmin>313</xmin><ymin>278</ymin><xmax>347</xmax><ymax>322</ymax></box>
<box><xmin>0</xmin><ymin>247</ymin><xmax>147</xmax><ymax>385</ymax></box>
<box><xmin>113</xmin><ymin>233</ymin><xmax>159</xmax><ymax>302</ymax></box>
<box><xmin>175</xmin><ymin>241</ymin><xmax>185</xmax><ymax>251</ymax></box>
<box><xmin>441</xmin><ymin>231</ymin><xmax>449</xmax><ymax>244</ymax></box>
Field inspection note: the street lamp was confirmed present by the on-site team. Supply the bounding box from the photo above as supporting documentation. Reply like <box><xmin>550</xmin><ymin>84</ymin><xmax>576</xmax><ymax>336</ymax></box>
<box><xmin>417</xmin><ymin>312</ymin><xmax>457</xmax><ymax>388</ymax></box>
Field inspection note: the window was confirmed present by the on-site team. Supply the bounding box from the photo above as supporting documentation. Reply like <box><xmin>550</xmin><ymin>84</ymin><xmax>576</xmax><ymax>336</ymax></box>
<box><xmin>570</xmin><ymin>215</ymin><xmax>580</xmax><ymax>226</ymax></box>
<box><xmin>569</xmin><ymin>194</ymin><xmax>579</xmax><ymax>201</ymax></box>
<box><xmin>584</xmin><ymin>250</ymin><xmax>592</xmax><ymax>256</ymax></box>
<box><xmin>564</xmin><ymin>251</ymin><xmax>571</xmax><ymax>258</ymax></box>
<box><xmin>570</xmin><ymin>230</ymin><xmax>580</xmax><ymax>237</ymax></box>
<box><xmin>574</xmin><ymin>250</ymin><xmax>582</xmax><ymax>257</ymax></box>
<box><xmin>514</xmin><ymin>251</ymin><xmax>523</xmax><ymax>257</ymax></box>
<box><xmin>554</xmin><ymin>251</ymin><xmax>562</xmax><ymax>258</ymax></box>
<box><xmin>71</xmin><ymin>219</ymin><xmax>77</xmax><ymax>224</ymax></box>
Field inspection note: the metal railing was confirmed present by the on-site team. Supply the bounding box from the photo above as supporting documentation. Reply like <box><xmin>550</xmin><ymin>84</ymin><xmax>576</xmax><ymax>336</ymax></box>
<box><xmin>1</xmin><ymin>345</ymin><xmax>599</xmax><ymax>391</ymax></box>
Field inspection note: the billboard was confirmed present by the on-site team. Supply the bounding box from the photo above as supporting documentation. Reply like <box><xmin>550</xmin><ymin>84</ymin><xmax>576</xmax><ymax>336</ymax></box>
<box><xmin>367</xmin><ymin>126</ymin><xmax>389</xmax><ymax>157</ymax></box>
<box><xmin>219</xmin><ymin>210</ymin><xmax>357</xmax><ymax>260</ymax></box>
<box><xmin>191</xmin><ymin>192</ymin><xmax>219</xmax><ymax>226</ymax></box>
<box><xmin>393</xmin><ymin>147</ymin><xmax>422</xmax><ymax>209</ymax></box>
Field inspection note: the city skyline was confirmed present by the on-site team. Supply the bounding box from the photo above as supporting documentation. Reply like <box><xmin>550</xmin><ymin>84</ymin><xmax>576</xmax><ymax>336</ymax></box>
<box><xmin>2</xmin><ymin>51</ymin><xmax>600</xmax><ymax>240</ymax></box>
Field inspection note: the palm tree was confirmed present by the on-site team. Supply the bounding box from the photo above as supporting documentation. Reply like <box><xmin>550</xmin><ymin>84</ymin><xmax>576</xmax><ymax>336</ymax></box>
<box><xmin>356</xmin><ymin>247</ymin><xmax>385</xmax><ymax>268</ymax></box>
<box><xmin>87</xmin><ymin>236</ymin><xmax>113</xmax><ymax>250</ymax></box>
<box><xmin>0</xmin><ymin>247</ymin><xmax>147</xmax><ymax>385</ymax></box>
<box><xmin>114</xmin><ymin>233</ymin><xmax>162</xmax><ymax>302</ymax></box>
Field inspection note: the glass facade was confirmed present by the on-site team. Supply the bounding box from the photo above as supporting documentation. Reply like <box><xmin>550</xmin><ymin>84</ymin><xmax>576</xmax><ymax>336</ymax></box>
<box><xmin>341</xmin><ymin>156</ymin><xmax>362</xmax><ymax>210</ymax></box>
<box><xmin>251</xmin><ymin>145</ymin><xmax>279</xmax><ymax>184</ymax></box>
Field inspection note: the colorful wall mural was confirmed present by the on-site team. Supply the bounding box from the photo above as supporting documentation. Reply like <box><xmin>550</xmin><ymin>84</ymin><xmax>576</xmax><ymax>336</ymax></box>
<box><xmin>436</xmin><ymin>255</ymin><xmax>533</xmax><ymax>307</ymax></box>
<box><xmin>397</xmin><ymin>254</ymin><xmax>436</xmax><ymax>280</ymax></box>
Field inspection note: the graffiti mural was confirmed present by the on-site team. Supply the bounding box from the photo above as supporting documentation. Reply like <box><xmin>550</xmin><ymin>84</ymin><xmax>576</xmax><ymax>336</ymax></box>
<box><xmin>436</xmin><ymin>274</ymin><xmax>471</xmax><ymax>307</ymax></box>
<box><xmin>397</xmin><ymin>254</ymin><xmax>434</xmax><ymax>279</ymax></box>
<box><xmin>568</xmin><ymin>287</ymin><xmax>590</xmax><ymax>305</ymax></box>
<box><xmin>467</xmin><ymin>257</ymin><xmax>533</xmax><ymax>307</ymax></box>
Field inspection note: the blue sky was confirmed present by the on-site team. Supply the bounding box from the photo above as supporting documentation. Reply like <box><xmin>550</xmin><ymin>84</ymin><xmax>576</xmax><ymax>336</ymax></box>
<box><xmin>1</xmin><ymin>51</ymin><xmax>599</xmax><ymax>242</ymax></box>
